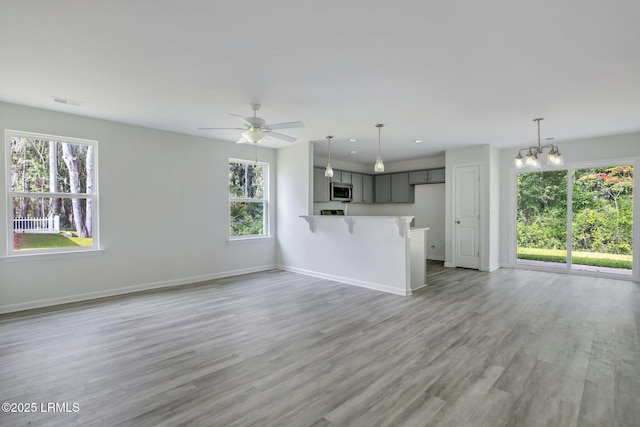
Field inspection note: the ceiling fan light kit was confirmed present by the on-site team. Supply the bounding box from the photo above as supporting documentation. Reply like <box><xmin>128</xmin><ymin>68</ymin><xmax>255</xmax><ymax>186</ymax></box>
<box><xmin>515</xmin><ymin>118</ymin><xmax>563</xmax><ymax>169</ymax></box>
<box><xmin>242</xmin><ymin>126</ymin><xmax>267</xmax><ymax>143</ymax></box>
<box><xmin>374</xmin><ymin>123</ymin><xmax>385</xmax><ymax>173</ymax></box>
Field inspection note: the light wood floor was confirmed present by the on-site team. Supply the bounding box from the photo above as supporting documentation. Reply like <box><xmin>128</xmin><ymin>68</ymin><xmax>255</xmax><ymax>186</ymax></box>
<box><xmin>1</xmin><ymin>263</ymin><xmax>639</xmax><ymax>426</ymax></box>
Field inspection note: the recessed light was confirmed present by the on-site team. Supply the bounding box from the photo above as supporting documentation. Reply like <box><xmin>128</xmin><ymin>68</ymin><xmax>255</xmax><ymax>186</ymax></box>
<box><xmin>350</xmin><ymin>150</ymin><xmax>357</xmax><ymax>154</ymax></box>
<box><xmin>415</xmin><ymin>139</ymin><xmax>423</xmax><ymax>143</ymax></box>
<box><xmin>349</xmin><ymin>139</ymin><xmax>357</xmax><ymax>142</ymax></box>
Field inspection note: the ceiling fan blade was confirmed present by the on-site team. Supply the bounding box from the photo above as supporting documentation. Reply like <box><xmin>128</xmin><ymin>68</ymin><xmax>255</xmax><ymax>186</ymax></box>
<box><xmin>198</xmin><ymin>127</ymin><xmax>246</xmax><ymax>130</ymax></box>
<box><xmin>230</xmin><ymin>113</ymin><xmax>253</xmax><ymax>127</ymax></box>
<box><xmin>266</xmin><ymin>130</ymin><xmax>297</xmax><ymax>142</ymax></box>
<box><xmin>266</xmin><ymin>121</ymin><xmax>305</xmax><ymax>130</ymax></box>
<box><xmin>236</xmin><ymin>136</ymin><xmax>248</xmax><ymax>144</ymax></box>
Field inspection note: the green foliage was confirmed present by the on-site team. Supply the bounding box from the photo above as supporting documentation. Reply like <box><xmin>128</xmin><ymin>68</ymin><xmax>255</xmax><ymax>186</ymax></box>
<box><xmin>517</xmin><ymin>166</ymin><xmax>633</xmax><ymax>256</ymax></box>
<box><xmin>229</xmin><ymin>162</ymin><xmax>266</xmax><ymax>236</ymax></box>
<box><xmin>517</xmin><ymin>248</ymin><xmax>632</xmax><ymax>269</ymax></box>
<box><xmin>14</xmin><ymin>233</ymin><xmax>93</xmax><ymax>250</ymax></box>
<box><xmin>230</xmin><ymin>202</ymin><xmax>264</xmax><ymax>236</ymax></box>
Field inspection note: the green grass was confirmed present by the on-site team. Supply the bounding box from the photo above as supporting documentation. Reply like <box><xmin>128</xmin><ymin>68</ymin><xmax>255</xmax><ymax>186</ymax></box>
<box><xmin>517</xmin><ymin>247</ymin><xmax>632</xmax><ymax>269</ymax></box>
<box><xmin>14</xmin><ymin>233</ymin><xmax>93</xmax><ymax>250</ymax></box>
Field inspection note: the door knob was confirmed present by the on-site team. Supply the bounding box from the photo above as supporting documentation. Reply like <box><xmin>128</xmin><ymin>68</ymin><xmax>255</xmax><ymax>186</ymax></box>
<box><xmin>456</xmin><ymin>220</ymin><xmax>461</xmax><ymax>224</ymax></box>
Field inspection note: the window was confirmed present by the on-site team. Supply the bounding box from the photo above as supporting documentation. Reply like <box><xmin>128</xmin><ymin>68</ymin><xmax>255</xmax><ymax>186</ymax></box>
<box><xmin>229</xmin><ymin>159</ymin><xmax>268</xmax><ymax>238</ymax></box>
<box><xmin>7</xmin><ymin>130</ymin><xmax>98</xmax><ymax>255</ymax></box>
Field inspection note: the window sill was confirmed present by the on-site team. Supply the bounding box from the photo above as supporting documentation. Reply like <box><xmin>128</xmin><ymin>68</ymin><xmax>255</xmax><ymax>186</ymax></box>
<box><xmin>1</xmin><ymin>248</ymin><xmax>105</xmax><ymax>263</ymax></box>
<box><xmin>227</xmin><ymin>236</ymin><xmax>274</xmax><ymax>245</ymax></box>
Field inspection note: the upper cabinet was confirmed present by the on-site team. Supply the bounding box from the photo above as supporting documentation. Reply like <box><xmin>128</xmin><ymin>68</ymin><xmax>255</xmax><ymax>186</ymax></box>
<box><xmin>314</xmin><ymin>166</ymin><xmax>444</xmax><ymax>204</ymax></box>
<box><xmin>375</xmin><ymin>172</ymin><xmax>414</xmax><ymax>203</ymax></box>
<box><xmin>391</xmin><ymin>172</ymin><xmax>413</xmax><ymax>203</ymax></box>
<box><xmin>313</xmin><ymin>167</ymin><xmax>330</xmax><ymax>202</ymax></box>
<box><xmin>427</xmin><ymin>168</ymin><xmax>445</xmax><ymax>183</ymax></box>
<box><xmin>351</xmin><ymin>173</ymin><xmax>372</xmax><ymax>204</ymax></box>
<box><xmin>331</xmin><ymin>170</ymin><xmax>352</xmax><ymax>184</ymax></box>
<box><xmin>375</xmin><ymin>174</ymin><xmax>391</xmax><ymax>203</ymax></box>
<box><xmin>362</xmin><ymin>174</ymin><xmax>374</xmax><ymax>203</ymax></box>
<box><xmin>408</xmin><ymin>167</ymin><xmax>445</xmax><ymax>184</ymax></box>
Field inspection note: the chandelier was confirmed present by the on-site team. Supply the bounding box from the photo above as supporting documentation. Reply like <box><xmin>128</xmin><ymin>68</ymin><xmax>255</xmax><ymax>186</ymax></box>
<box><xmin>515</xmin><ymin>118</ymin><xmax>563</xmax><ymax>168</ymax></box>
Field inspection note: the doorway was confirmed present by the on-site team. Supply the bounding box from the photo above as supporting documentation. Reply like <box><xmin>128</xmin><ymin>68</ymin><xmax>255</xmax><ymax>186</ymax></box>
<box><xmin>454</xmin><ymin>164</ymin><xmax>480</xmax><ymax>269</ymax></box>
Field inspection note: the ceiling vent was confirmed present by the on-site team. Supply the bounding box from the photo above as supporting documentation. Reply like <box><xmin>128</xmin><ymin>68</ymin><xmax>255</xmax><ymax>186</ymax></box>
<box><xmin>53</xmin><ymin>97</ymin><xmax>83</xmax><ymax>107</ymax></box>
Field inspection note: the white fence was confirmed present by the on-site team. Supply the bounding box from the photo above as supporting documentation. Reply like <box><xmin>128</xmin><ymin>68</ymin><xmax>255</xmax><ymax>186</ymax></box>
<box><xmin>13</xmin><ymin>215</ymin><xmax>60</xmax><ymax>234</ymax></box>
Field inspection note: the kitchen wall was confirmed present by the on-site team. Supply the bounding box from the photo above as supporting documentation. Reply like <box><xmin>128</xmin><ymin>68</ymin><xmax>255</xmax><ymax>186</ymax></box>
<box><xmin>0</xmin><ymin>101</ymin><xmax>277</xmax><ymax>313</ymax></box>
<box><xmin>313</xmin><ymin>156</ymin><xmax>446</xmax><ymax>260</ymax></box>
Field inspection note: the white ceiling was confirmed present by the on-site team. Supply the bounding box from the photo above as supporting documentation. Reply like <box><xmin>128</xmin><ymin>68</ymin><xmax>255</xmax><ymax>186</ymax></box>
<box><xmin>1</xmin><ymin>0</ymin><xmax>639</xmax><ymax>165</ymax></box>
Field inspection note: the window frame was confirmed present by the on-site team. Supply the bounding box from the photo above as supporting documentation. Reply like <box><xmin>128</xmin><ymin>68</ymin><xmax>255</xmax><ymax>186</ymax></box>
<box><xmin>5</xmin><ymin>129</ymin><xmax>100</xmax><ymax>257</ymax></box>
<box><xmin>228</xmin><ymin>158</ymin><xmax>269</xmax><ymax>240</ymax></box>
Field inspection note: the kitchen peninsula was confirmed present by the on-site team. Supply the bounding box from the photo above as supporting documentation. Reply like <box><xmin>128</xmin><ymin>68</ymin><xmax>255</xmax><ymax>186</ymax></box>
<box><xmin>299</xmin><ymin>215</ymin><xmax>428</xmax><ymax>296</ymax></box>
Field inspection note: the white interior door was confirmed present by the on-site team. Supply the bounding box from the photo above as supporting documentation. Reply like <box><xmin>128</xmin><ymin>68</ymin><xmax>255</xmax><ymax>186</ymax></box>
<box><xmin>454</xmin><ymin>165</ymin><xmax>480</xmax><ymax>269</ymax></box>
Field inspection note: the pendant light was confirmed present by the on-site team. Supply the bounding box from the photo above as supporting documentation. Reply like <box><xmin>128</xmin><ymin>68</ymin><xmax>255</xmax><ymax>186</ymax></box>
<box><xmin>515</xmin><ymin>118</ymin><xmax>563</xmax><ymax>169</ymax></box>
<box><xmin>324</xmin><ymin>135</ymin><xmax>334</xmax><ymax>177</ymax></box>
<box><xmin>374</xmin><ymin>123</ymin><xmax>385</xmax><ymax>173</ymax></box>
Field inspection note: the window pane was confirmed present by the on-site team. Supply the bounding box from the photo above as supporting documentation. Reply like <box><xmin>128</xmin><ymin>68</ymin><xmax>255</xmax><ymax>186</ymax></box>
<box><xmin>12</xmin><ymin>197</ymin><xmax>94</xmax><ymax>251</ymax></box>
<box><xmin>229</xmin><ymin>162</ymin><xmax>264</xmax><ymax>199</ymax></box>
<box><xmin>10</xmin><ymin>137</ymin><xmax>94</xmax><ymax>194</ymax></box>
<box><xmin>246</xmin><ymin>164</ymin><xmax>263</xmax><ymax>198</ymax></box>
<box><xmin>516</xmin><ymin>170</ymin><xmax>568</xmax><ymax>269</ymax></box>
<box><xmin>571</xmin><ymin>166</ymin><xmax>633</xmax><ymax>275</ymax></box>
<box><xmin>230</xmin><ymin>201</ymin><xmax>264</xmax><ymax>236</ymax></box>
<box><xmin>229</xmin><ymin>163</ymin><xmax>246</xmax><ymax>198</ymax></box>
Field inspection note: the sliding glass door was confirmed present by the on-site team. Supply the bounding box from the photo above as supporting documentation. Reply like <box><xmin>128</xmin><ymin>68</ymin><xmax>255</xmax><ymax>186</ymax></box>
<box><xmin>516</xmin><ymin>171</ymin><xmax>568</xmax><ymax>269</ymax></box>
<box><xmin>571</xmin><ymin>166</ymin><xmax>633</xmax><ymax>275</ymax></box>
<box><xmin>516</xmin><ymin>165</ymin><xmax>633</xmax><ymax>276</ymax></box>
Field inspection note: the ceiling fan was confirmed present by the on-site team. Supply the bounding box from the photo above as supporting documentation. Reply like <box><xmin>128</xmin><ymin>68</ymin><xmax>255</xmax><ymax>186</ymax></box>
<box><xmin>199</xmin><ymin>103</ymin><xmax>304</xmax><ymax>144</ymax></box>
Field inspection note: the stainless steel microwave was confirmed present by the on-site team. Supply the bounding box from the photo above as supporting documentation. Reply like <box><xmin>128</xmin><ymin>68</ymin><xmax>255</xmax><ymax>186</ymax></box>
<box><xmin>330</xmin><ymin>182</ymin><xmax>353</xmax><ymax>202</ymax></box>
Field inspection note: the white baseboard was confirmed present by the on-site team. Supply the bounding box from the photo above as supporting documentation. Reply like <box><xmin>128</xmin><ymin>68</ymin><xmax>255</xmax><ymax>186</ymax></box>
<box><xmin>480</xmin><ymin>264</ymin><xmax>501</xmax><ymax>272</ymax></box>
<box><xmin>277</xmin><ymin>265</ymin><xmax>410</xmax><ymax>296</ymax></box>
<box><xmin>427</xmin><ymin>255</ymin><xmax>445</xmax><ymax>261</ymax></box>
<box><xmin>444</xmin><ymin>262</ymin><xmax>455</xmax><ymax>268</ymax></box>
<box><xmin>0</xmin><ymin>264</ymin><xmax>277</xmax><ymax>314</ymax></box>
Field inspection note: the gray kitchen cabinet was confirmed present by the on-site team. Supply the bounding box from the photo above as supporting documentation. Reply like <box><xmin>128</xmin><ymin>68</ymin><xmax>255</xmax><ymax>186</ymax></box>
<box><xmin>375</xmin><ymin>173</ymin><xmax>414</xmax><ymax>203</ymax></box>
<box><xmin>362</xmin><ymin>174</ymin><xmax>374</xmax><ymax>203</ymax></box>
<box><xmin>391</xmin><ymin>172</ymin><xmax>414</xmax><ymax>203</ymax></box>
<box><xmin>427</xmin><ymin>167</ymin><xmax>445</xmax><ymax>183</ymax></box>
<box><xmin>350</xmin><ymin>173</ymin><xmax>373</xmax><ymax>203</ymax></box>
<box><xmin>375</xmin><ymin>174</ymin><xmax>391</xmax><ymax>203</ymax></box>
<box><xmin>331</xmin><ymin>170</ymin><xmax>351</xmax><ymax>184</ymax></box>
<box><xmin>351</xmin><ymin>173</ymin><xmax>363</xmax><ymax>203</ymax></box>
<box><xmin>314</xmin><ymin>167</ymin><xmax>330</xmax><ymax>202</ymax></box>
<box><xmin>409</xmin><ymin>170</ymin><xmax>429</xmax><ymax>184</ymax></box>
<box><xmin>409</xmin><ymin>167</ymin><xmax>445</xmax><ymax>184</ymax></box>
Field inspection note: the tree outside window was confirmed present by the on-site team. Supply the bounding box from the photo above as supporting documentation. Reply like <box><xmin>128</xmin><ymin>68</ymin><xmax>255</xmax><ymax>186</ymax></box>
<box><xmin>7</xmin><ymin>131</ymin><xmax>98</xmax><ymax>254</ymax></box>
<box><xmin>229</xmin><ymin>160</ymin><xmax>267</xmax><ymax>237</ymax></box>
